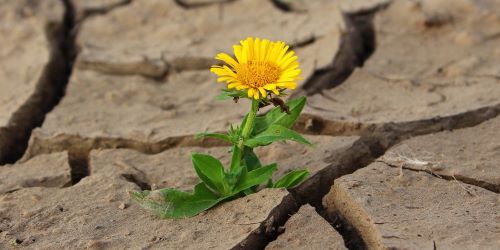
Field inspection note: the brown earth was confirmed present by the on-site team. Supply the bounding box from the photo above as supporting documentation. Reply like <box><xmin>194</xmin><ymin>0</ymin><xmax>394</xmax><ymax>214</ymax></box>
<box><xmin>324</xmin><ymin>162</ymin><xmax>500</xmax><ymax>250</ymax></box>
<box><xmin>0</xmin><ymin>0</ymin><xmax>499</xmax><ymax>249</ymax></box>
<box><xmin>0</xmin><ymin>0</ymin><xmax>67</xmax><ymax>164</ymax></box>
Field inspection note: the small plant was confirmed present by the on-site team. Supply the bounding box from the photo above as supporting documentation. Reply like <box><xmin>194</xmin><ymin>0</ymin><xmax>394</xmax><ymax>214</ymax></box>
<box><xmin>131</xmin><ymin>37</ymin><xmax>311</xmax><ymax>218</ymax></box>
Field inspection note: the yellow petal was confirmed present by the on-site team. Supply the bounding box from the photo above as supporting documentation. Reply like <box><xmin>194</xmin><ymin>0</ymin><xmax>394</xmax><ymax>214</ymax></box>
<box><xmin>254</xmin><ymin>38</ymin><xmax>261</xmax><ymax>61</ymax></box>
<box><xmin>248</xmin><ymin>88</ymin><xmax>255</xmax><ymax>98</ymax></box>
<box><xmin>282</xmin><ymin>68</ymin><xmax>301</xmax><ymax>77</ymax></box>
<box><xmin>260</xmin><ymin>39</ymin><xmax>270</xmax><ymax>61</ymax></box>
<box><xmin>265</xmin><ymin>42</ymin><xmax>276</xmax><ymax>61</ymax></box>
<box><xmin>263</xmin><ymin>84</ymin><xmax>277</xmax><ymax>90</ymax></box>
<box><xmin>217</xmin><ymin>77</ymin><xmax>237</xmax><ymax>83</ymax></box>
<box><xmin>273</xmin><ymin>42</ymin><xmax>285</xmax><ymax>60</ymax></box>
<box><xmin>284</xmin><ymin>61</ymin><xmax>299</xmax><ymax>71</ymax></box>
<box><xmin>280</xmin><ymin>56</ymin><xmax>299</xmax><ymax>70</ymax></box>
<box><xmin>211</xmin><ymin>65</ymin><xmax>236</xmax><ymax>77</ymax></box>
<box><xmin>236</xmin><ymin>85</ymin><xmax>249</xmax><ymax>90</ymax></box>
<box><xmin>276</xmin><ymin>44</ymin><xmax>289</xmax><ymax>62</ymax></box>
<box><xmin>246</xmin><ymin>37</ymin><xmax>255</xmax><ymax>60</ymax></box>
<box><xmin>278</xmin><ymin>51</ymin><xmax>296</xmax><ymax>67</ymax></box>
<box><xmin>233</xmin><ymin>45</ymin><xmax>246</xmax><ymax>64</ymax></box>
<box><xmin>253</xmin><ymin>89</ymin><xmax>260</xmax><ymax>99</ymax></box>
<box><xmin>258</xmin><ymin>87</ymin><xmax>266</xmax><ymax>97</ymax></box>
<box><xmin>276</xmin><ymin>82</ymin><xmax>297</xmax><ymax>89</ymax></box>
<box><xmin>216</xmin><ymin>53</ymin><xmax>239</xmax><ymax>68</ymax></box>
<box><xmin>228</xmin><ymin>82</ymin><xmax>241</xmax><ymax>89</ymax></box>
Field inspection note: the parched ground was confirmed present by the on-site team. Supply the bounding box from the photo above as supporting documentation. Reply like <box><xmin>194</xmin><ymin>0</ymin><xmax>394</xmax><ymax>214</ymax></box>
<box><xmin>0</xmin><ymin>0</ymin><xmax>499</xmax><ymax>249</ymax></box>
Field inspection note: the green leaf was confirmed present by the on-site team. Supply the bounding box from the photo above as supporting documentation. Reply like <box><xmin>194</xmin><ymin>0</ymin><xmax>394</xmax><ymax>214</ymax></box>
<box><xmin>227</xmin><ymin>124</ymin><xmax>241</xmax><ymax>140</ymax></box>
<box><xmin>226</xmin><ymin>146</ymin><xmax>246</xmax><ymax>189</ymax></box>
<box><xmin>216</xmin><ymin>92</ymin><xmax>233</xmax><ymax>101</ymax></box>
<box><xmin>195</xmin><ymin>132</ymin><xmax>232</xmax><ymax>143</ymax></box>
<box><xmin>224</xmin><ymin>171</ymin><xmax>241</xmax><ymax>189</ymax></box>
<box><xmin>237</xmin><ymin>147</ymin><xmax>261</xmax><ymax>194</ymax></box>
<box><xmin>253</xmin><ymin>97</ymin><xmax>306</xmax><ymax>135</ymax></box>
<box><xmin>232</xmin><ymin>163</ymin><xmax>277</xmax><ymax>194</ymax></box>
<box><xmin>130</xmin><ymin>183</ymin><xmax>225</xmax><ymax>218</ymax></box>
<box><xmin>229</xmin><ymin>145</ymin><xmax>242</xmax><ymax>173</ymax></box>
<box><xmin>216</xmin><ymin>89</ymin><xmax>248</xmax><ymax>101</ymax></box>
<box><xmin>191</xmin><ymin>153</ymin><xmax>227</xmax><ymax>194</ymax></box>
<box><xmin>242</xmin><ymin>188</ymin><xmax>255</xmax><ymax>196</ymax></box>
<box><xmin>242</xmin><ymin>147</ymin><xmax>262</xmax><ymax>172</ymax></box>
<box><xmin>240</xmin><ymin>113</ymin><xmax>249</xmax><ymax>130</ymax></box>
<box><xmin>273</xmin><ymin>169</ymin><xmax>310</xmax><ymax>188</ymax></box>
<box><xmin>244</xmin><ymin>124</ymin><xmax>312</xmax><ymax>148</ymax></box>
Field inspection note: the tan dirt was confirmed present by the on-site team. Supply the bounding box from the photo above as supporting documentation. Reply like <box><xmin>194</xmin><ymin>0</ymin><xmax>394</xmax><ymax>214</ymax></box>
<box><xmin>72</xmin><ymin>0</ymin><xmax>131</xmax><ymax>20</ymax></box>
<box><xmin>75</xmin><ymin>0</ymin><xmax>345</xmax><ymax>82</ymax></box>
<box><xmin>379</xmin><ymin>115</ymin><xmax>500</xmax><ymax>192</ymax></box>
<box><xmin>0</xmin><ymin>152</ymin><xmax>71</xmax><ymax>194</ymax></box>
<box><xmin>1</xmin><ymin>0</ymin><xmax>500</xmax><ymax>249</ymax></box>
<box><xmin>266</xmin><ymin>205</ymin><xmax>347</xmax><ymax>250</ymax></box>
<box><xmin>0</xmin><ymin>0</ymin><xmax>64</xmax><ymax>162</ymax></box>
<box><xmin>22</xmin><ymin>69</ymin><xmax>247</xmax><ymax>159</ymax></box>
<box><xmin>89</xmin><ymin>135</ymin><xmax>358</xmax><ymax>190</ymax></box>
<box><xmin>0</xmin><ymin>171</ymin><xmax>292</xmax><ymax>249</ymax></box>
<box><xmin>324</xmin><ymin>162</ymin><xmax>500</xmax><ymax>250</ymax></box>
<box><xmin>305</xmin><ymin>0</ymin><xmax>500</xmax><ymax>124</ymax></box>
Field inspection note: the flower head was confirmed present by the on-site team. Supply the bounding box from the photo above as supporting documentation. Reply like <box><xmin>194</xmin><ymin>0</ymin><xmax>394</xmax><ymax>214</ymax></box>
<box><xmin>211</xmin><ymin>37</ymin><xmax>301</xmax><ymax>100</ymax></box>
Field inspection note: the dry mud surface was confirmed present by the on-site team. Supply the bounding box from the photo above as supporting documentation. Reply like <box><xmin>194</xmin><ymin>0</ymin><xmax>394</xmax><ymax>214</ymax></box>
<box><xmin>0</xmin><ymin>0</ymin><xmax>499</xmax><ymax>249</ymax></box>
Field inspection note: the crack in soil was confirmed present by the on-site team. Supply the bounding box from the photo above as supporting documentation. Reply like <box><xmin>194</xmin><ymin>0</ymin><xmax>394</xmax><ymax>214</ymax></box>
<box><xmin>287</xmin><ymin>103</ymin><xmax>500</xmax><ymax>249</ymax></box>
<box><xmin>120</xmin><ymin>173</ymin><xmax>151</xmax><ymax>191</ymax></box>
<box><xmin>377</xmin><ymin>160</ymin><xmax>500</xmax><ymax>194</ymax></box>
<box><xmin>0</xmin><ymin>0</ymin><xmax>77</xmax><ymax>165</ymax></box>
<box><xmin>298</xmin><ymin>5</ymin><xmax>384</xmax><ymax>96</ymax></box>
<box><xmin>4</xmin><ymin>1</ymin><xmax>499</xmax><ymax>248</ymax></box>
<box><xmin>324</xmin><ymin>210</ymin><xmax>367</xmax><ymax>250</ymax></box>
<box><xmin>232</xmin><ymin>193</ymin><xmax>298</xmax><ymax>250</ymax></box>
<box><xmin>293</xmin><ymin>113</ymin><xmax>372</xmax><ymax>136</ymax></box>
<box><xmin>174</xmin><ymin>0</ymin><xmax>237</xmax><ymax>9</ymax></box>
<box><xmin>22</xmin><ymin>133</ymin><xmax>230</xmax><ymax>163</ymax></box>
<box><xmin>76</xmin><ymin>33</ymin><xmax>325</xmax><ymax>80</ymax></box>
<box><xmin>22</xmin><ymin>108</ymin><xmax>371</xmax><ymax>163</ymax></box>
<box><xmin>68</xmin><ymin>150</ymin><xmax>89</xmax><ymax>185</ymax></box>
<box><xmin>77</xmin><ymin>0</ymin><xmax>133</xmax><ymax>20</ymax></box>
<box><xmin>21</xmin><ymin>133</ymin><xmax>231</xmax><ymax>185</ymax></box>
<box><xmin>20</xmin><ymin>101</ymin><xmax>500</xmax><ymax>194</ymax></box>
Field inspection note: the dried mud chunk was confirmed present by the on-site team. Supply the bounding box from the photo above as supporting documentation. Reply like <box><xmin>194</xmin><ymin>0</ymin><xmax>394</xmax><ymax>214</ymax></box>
<box><xmin>22</xmin><ymin>69</ymin><xmax>247</xmax><ymax>158</ymax></box>
<box><xmin>76</xmin><ymin>0</ymin><xmax>345</xmax><ymax>82</ymax></box>
<box><xmin>0</xmin><ymin>152</ymin><xmax>71</xmax><ymax>194</ymax></box>
<box><xmin>89</xmin><ymin>147</ymin><xmax>227</xmax><ymax>190</ymax></box>
<box><xmin>324</xmin><ymin>162</ymin><xmax>500</xmax><ymax>250</ymax></box>
<box><xmin>72</xmin><ymin>0</ymin><xmax>131</xmax><ymax>20</ymax></box>
<box><xmin>275</xmin><ymin>0</ymin><xmax>390</xmax><ymax>13</ymax></box>
<box><xmin>305</xmin><ymin>0</ymin><xmax>500</xmax><ymax>125</ymax></box>
<box><xmin>176</xmin><ymin>0</ymin><xmax>233</xmax><ymax>7</ymax></box>
<box><xmin>255</xmin><ymin>135</ymin><xmax>358</xmax><ymax>181</ymax></box>
<box><xmin>379</xmin><ymin>115</ymin><xmax>500</xmax><ymax>192</ymax></box>
<box><xmin>23</xmin><ymin>67</ymin><xmax>357</xmax><ymax>164</ymax></box>
<box><xmin>88</xmin><ymin>135</ymin><xmax>357</xmax><ymax>190</ymax></box>
<box><xmin>0</xmin><ymin>0</ymin><xmax>64</xmax><ymax>163</ymax></box>
<box><xmin>366</xmin><ymin>0</ymin><xmax>500</xmax><ymax>79</ymax></box>
<box><xmin>266</xmin><ymin>205</ymin><xmax>347</xmax><ymax>250</ymax></box>
<box><xmin>0</xmin><ymin>175</ymin><xmax>294</xmax><ymax>249</ymax></box>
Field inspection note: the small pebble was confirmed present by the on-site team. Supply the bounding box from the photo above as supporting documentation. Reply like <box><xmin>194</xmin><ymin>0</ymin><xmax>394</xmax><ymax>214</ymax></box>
<box><xmin>118</xmin><ymin>203</ymin><xmax>127</xmax><ymax>210</ymax></box>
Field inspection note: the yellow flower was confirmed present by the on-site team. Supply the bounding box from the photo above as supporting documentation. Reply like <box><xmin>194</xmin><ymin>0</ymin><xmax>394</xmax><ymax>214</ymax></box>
<box><xmin>211</xmin><ymin>37</ymin><xmax>301</xmax><ymax>100</ymax></box>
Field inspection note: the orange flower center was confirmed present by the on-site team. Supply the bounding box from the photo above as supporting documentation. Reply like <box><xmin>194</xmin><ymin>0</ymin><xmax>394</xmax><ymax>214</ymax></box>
<box><xmin>236</xmin><ymin>60</ymin><xmax>281</xmax><ymax>88</ymax></box>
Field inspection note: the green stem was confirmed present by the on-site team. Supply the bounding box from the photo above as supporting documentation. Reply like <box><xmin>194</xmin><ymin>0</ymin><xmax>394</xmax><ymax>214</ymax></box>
<box><xmin>239</xmin><ymin>100</ymin><xmax>259</xmax><ymax>148</ymax></box>
<box><xmin>230</xmin><ymin>100</ymin><xmax>258</xmax><ymax>174</ymax></box>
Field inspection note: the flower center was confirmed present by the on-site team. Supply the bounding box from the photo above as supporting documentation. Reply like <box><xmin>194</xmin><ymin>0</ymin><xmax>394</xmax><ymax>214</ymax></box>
<box><xmin>236</xmin><ymin>60</ymin><xmax>281</xmax><ymax>88</ymax></box>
